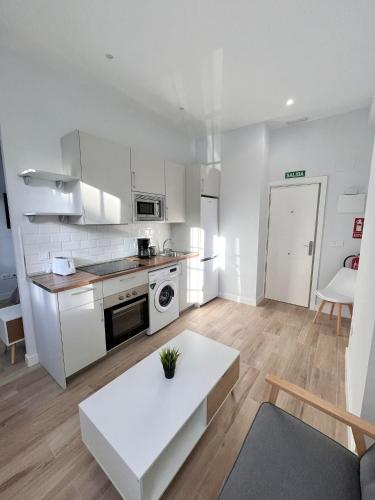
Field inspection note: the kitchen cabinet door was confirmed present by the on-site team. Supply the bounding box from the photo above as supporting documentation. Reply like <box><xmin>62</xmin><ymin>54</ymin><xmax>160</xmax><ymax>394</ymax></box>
<box><xmin>79</xmin><ymin>132</ymin><xmax>132</xmax><ymax>224</ymax></box>
<box><xmin>201</xmin><ymin>165</ymin><xmax>220</xmax><ymax>198</ymax></box>
<box><xmin>60</xmin><ymin>299</ymin><xmax>106</xmax><ymax>377</ymax></box>
<box><xmin>165</xmin><ymin>161</ymin><xmax>186</xmax><ymax>223</ymax></box>
<box><xmin>131</xmin><ymin>149</ymin><xmax>165</xmax><ymax>195</ymax></box>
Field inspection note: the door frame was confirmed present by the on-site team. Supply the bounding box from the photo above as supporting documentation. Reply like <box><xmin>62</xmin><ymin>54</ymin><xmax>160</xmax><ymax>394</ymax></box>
<box><xmin>265</xmin><ymin>176</ymin><xmax>327</xmax><ymax>310</ymax></box>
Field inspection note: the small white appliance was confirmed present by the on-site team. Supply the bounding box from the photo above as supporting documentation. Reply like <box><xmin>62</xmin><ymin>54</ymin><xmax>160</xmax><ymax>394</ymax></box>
<box><xmin>52</xmin><ymin>256</ymin><xmax>76</xmax><ymax>276</ymax></box>
<box><xmin>148</xmin><ymin>265</ymin><xmax>179</xmax><ymax>335</ymax></box>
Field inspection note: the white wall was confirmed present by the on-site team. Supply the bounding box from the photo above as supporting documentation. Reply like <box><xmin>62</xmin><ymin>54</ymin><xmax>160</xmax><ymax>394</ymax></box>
<box><xmin>347</xmin><ymin>128</ymin><xmax>375</xmax><ymax>418</ymax></box>
<box><xmin>268</xmin><ymin>109</ymin><xmax>374</xmax><ymax>307</ymax></box>
<box><xmin>0</xmin><ymin>151</ymin><xmax>17</xmax><ymax>298</ymax></box>
<box><xmin>0</xmin><ymin>46</ymin><xmax>193</xmax><ymax>363</ymax></box>
<box><xmin>219</xmin><ymin>123</ymin><xmax>269</xmax><ymax>305</ymax></box>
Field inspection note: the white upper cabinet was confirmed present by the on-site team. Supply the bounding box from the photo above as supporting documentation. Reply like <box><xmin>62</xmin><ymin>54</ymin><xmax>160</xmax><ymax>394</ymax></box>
<box><xmin>201</xmin><ymin>165</ymin><xmax>220</xmax><ymax>198</ymax></box>
<box><xmin>131</xmin><ymin>149</ymin><xmax>165</xmax><ymax>195</ymax></box>
<box><xmin>165</xmin><ymin>161</ymin><xmax>186</xmax><ymax>223</ymax></box>
<box><xmin>61</xmin><ymin>131</ymin><xmax>132</xmax><ymax>224</ymax></box>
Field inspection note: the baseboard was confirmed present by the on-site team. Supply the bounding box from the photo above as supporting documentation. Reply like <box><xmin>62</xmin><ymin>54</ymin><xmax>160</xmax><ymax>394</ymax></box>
<box><xmin>25</xmin><ymin>352</ymin><xmax>39</xmax><ymax>367</ymax></box>
<box><xmin>345</xmin><ymin>347</ymin><xmax>356</xmax><ymax>452</ymax></box>
<box><xmin>256</xmin><ymin>294</ymin><xmax>265</xmax><ymax>305</ymax></box>
<box><xmin>219</xmin><ymin>293</ymin><xmax>257</xmax><ymax>306</ymax></box>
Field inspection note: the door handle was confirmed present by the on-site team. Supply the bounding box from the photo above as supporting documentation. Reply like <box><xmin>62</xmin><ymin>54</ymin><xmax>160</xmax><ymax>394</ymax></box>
<box><xmin>132</xmin><ymin>171</ymin><xmax>136</xmax><ymax>189</ymax></box>
<box><xmin>304</xmin><ymin>241</ymin><xmax>314</xmax><ymax>256</ymax></box>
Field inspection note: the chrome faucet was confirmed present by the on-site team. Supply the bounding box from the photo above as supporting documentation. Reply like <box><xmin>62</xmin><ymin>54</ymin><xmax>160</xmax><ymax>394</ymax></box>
<box><xmin>162</xmin><ymin>238</ymin><xmax>173</xmax><ymax>253</ymax></box>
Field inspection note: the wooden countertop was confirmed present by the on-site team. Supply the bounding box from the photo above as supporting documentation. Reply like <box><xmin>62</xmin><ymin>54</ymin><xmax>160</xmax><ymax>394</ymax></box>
<box><xmin>29</xmin><ymin>253</ymin><xmax>199</xmax><ymax>293</ymax></box>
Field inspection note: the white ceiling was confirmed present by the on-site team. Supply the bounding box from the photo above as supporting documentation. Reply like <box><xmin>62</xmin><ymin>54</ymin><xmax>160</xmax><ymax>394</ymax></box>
<box><xmin>1</xmin><ymin>0</ymin><xmax>375</xmax><ymax>134</ymax></box>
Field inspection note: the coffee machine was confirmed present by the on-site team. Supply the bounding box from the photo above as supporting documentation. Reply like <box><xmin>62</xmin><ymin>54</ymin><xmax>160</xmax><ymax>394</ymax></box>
<box><xmin>137</xmin><ymin>238</ymin><xmax>150</xmax><ymax>258</ymax></box>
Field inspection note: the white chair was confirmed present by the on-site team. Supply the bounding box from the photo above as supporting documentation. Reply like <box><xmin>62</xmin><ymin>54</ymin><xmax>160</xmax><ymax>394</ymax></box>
<box><xmin>313</xmin><ymin>268</ymin><xmax>357</xmax><ymax>336</ymax></box>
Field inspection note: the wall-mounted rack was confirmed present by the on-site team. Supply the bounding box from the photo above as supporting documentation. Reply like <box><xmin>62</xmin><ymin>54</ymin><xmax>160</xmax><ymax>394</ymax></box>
<box><xmin>18</xmin><ymin>169</ymin><xmax>79</xmax><ymax>189</ymax></box>
<box><xmin>23</xmin><ymin>212</ymin><xmax>82</xmax><ymax>223</ymax></box>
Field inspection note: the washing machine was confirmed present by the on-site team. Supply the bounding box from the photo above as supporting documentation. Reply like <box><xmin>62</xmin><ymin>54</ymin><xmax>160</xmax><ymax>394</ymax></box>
<box><xmin>148</xmin><ymin>265</ymin><xmax>179</xmax><ymax>335</ymax></box>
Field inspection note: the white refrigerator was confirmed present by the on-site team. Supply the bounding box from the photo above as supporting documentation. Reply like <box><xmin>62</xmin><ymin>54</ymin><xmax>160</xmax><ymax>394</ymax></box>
<box><xmin>199</xmin><ymin>196</ymin><xmax>219</xmax><ymax>304</ymax></box>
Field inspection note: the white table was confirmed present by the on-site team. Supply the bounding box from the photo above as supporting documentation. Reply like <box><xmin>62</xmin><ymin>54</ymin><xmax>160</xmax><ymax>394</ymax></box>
<box><xmin>79</xmin><ymin>330</ymin><xmax>240</xmax><ymax>500</ymax></box>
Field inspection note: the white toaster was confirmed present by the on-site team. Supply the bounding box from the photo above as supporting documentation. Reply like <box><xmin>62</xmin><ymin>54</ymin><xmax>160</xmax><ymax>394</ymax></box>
<box><xmin>52</xmin><ymin>256</ymin><xmax>76</xmax><ymax>276</ymax></box>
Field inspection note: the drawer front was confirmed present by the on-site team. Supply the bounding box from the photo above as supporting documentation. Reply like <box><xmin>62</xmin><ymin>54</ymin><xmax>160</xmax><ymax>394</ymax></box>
<box><xmin>102</xmin><ymin>270</ymin><xmax>148</xmax><ymax>297</ymax></box>
<box><xmin>58</xmin><ymin>282</ymin><xmax>103</xmax><ymax>312</ymax></box>
<box><xmin>207</xmin><ymin>356</ymin><xmax>240</xmax><ymax>423</ymax></box>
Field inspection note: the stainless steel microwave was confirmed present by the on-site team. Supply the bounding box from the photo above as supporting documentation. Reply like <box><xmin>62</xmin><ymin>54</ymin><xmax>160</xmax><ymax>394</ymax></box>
<box><xmin>133</xmin><ymin>193</ymin><xmax>165</xmax><ymax>222</ymax></box>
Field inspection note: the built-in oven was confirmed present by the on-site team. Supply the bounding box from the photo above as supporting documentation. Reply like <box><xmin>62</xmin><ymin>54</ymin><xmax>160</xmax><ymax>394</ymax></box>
<box><xmin>133</xmin><ymin>193</ymin><xmax>164</xmax><ymax>222</ymax></box>
<box><xmin>104</xmin><ymin>284</ymin><xmax>149</xmax><ymax>351</ymax></box>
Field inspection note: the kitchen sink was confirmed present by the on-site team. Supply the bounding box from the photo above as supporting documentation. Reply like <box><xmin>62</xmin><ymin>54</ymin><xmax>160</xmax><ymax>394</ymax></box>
<box><xmin>158</xmin><ymin>250</ymin><xmax>190</xmax><ymax>257</ymax></box>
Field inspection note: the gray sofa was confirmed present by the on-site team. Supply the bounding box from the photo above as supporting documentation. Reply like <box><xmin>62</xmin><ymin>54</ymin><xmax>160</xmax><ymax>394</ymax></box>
<box><xmin>219</xmin><ymin>375</ymin><xmax>375</xmax><ymax>500</ymax></box>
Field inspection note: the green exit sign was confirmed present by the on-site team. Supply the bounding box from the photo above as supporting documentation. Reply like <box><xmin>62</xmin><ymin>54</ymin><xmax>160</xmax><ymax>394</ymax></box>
<box><xmin>285</xmin><ymin>170</ymin><xmax>305</xmax><ymax>179</ymax></box>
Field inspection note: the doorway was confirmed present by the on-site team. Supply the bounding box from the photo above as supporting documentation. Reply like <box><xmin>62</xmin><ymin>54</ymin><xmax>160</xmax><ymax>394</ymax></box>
<box><xmin>265</xmin><ymin>183</ymin><xmax>321</xmax><ymax>307</ymax></box>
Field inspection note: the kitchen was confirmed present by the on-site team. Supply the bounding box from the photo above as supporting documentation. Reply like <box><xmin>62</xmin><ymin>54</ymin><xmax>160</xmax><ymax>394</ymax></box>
<box><xmin>25</xmin><ymin>130</ymin><xmax>220</xmax><ymax>388</ymax></box>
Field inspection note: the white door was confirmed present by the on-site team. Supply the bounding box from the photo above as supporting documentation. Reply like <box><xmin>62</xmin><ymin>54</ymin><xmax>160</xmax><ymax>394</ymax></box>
<box><xmin>79</xmin><ymin>132</ymin><xmax>132</xmax><ymax>224</ymax></box>
<box><xmin>265</xmin><ymin>184</ymin><xmax>320</xmax><ymax>307</ymax></box>
<box><xmin>165</xmin><ymin>161</ymin><xmax>186</xmax><ymax>223</ymax></box>
<box><xmin>60</xmin><ymin>299</ymin><xmax>106</xmax><ymax>377</ymax></box>
<box><xmin>131</xmin><ymin>149</ymin><xmax>165</xmax><ymax>195</ymax></box>
<box><xmin>200</xmin><ymin>197</ymin><xmax>219</xmax><ymax>259</ymax></box>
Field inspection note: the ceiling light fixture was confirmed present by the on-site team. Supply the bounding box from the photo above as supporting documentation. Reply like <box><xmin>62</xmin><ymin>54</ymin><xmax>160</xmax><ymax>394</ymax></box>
<box><xmin>105</xmin><ymin>53</ymin><xmax>114</xmax><ymax>60</ymax></box>
<box><xmin>286</xmin><ymin>98</ymin><xmax>294</xmax><ymax>107</ymax></box>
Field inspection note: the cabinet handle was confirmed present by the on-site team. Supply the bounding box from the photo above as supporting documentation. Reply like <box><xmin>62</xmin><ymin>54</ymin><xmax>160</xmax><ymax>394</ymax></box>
<box><xmin>120</xmin><ymin>276</ymin><xmax>135</xmax><ymax>282</ymax></box>
<box><xmin>100</xmin><ymin>301</ymin><xmax>104</xmax><ymax>322</ymax></box>
<box><xmin>71</xmin><ymin>287</ymin><xmax>94</xmax><ymax>296</ymax></box>
<box><xmin>166</xmin><ymin>206</ymin><xmax>169</xmax><ymax>221</ymax></box>
<box><xmin>132</xmin><ymin>171</ymin><xmax>136</xmax><ymax>189</ymax></box>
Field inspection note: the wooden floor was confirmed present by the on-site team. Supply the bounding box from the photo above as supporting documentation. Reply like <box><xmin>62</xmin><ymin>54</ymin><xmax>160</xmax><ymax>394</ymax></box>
<box><xmin>0</xmin><ymin>298</ymin><xmax>350</xmax><ymax>500</ymax></box>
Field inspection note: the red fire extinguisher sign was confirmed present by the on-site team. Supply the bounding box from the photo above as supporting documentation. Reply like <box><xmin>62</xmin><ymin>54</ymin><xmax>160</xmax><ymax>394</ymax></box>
<box><xmin>353</xmin><ymin>217</ymin><xmax>364</xmax><ymax>239</ymax></box>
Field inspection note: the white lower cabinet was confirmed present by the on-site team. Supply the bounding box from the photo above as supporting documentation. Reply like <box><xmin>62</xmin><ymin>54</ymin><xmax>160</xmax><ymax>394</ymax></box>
<box><xmin>60</xmin><ymin>299</ymin><xmax>106</xmax><ymax>377</ymax></box>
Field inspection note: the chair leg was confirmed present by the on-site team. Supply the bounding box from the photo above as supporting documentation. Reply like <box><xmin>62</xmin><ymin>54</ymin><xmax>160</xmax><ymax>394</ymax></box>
<box><xmin>348</xmin><ymin>303</ymin><xmax>353</xmax><ymax>318</ymax></box>
<box><xmin>313</xmin><ymin>300</ymin><xmax>326</xmax><ymax>323</ymax></box>
<box><xmin>10</xmin><ymin>344</ymin><xmax>16</xmax><ymax>365</ymax></box>
<box><xmin>330</xmin><ymin>303</ymin><xmax>335</xmax><ymax>320</ymax></box>
<box><xmin>336</xmin><ymin>304</ymin><xmax>342</xmax><ymax>336</ymax></box>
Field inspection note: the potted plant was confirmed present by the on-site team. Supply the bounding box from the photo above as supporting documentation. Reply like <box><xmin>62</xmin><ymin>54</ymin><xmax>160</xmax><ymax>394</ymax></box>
<box><xmin>159</xmin><ymin>346</ymin><xmax>181</xmax><ymax>379</ymax></box>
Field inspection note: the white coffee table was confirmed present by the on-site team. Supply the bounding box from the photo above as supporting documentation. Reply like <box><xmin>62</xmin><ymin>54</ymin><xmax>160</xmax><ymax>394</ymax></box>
<box><xmin>79</xmin><ymin>330</ymin><xmax>240</xmax><ymax>500</ymax></box>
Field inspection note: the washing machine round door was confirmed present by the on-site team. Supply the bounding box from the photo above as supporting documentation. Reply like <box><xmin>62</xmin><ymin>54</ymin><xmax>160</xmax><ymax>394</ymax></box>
<box><xmin>155</xmin><ymin>280</ymin><xmax>176</xmax><ymax>312</ymax></box>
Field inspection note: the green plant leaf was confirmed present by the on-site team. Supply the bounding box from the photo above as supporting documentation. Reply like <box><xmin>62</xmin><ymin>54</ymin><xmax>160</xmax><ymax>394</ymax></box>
<box><xmin>159</xmin><ymin>346</ymin><xmax>181</xmax><ymax>369</ymax></box>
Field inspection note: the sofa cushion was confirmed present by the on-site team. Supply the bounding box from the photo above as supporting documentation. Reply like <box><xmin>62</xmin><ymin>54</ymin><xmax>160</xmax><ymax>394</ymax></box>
<box><xmin>219</xmin><ymin>402</ymin><xmax>361</xmax><ymax>500</ymax></box>
<box><xmin>360</xmin><ymin>442</ymin><xmax>375</xmax><ymax>499</ymax></box>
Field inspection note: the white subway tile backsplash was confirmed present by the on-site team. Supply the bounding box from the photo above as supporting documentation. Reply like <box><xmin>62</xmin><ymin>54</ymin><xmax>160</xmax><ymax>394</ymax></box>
<box><xmin>80</xmin><ymin>240</ymin><xmax>96</xmax><ymax>249</ymax></box>
<box><xmin>51</xmin><ymin>233</ymin><xmax>71</xmax><ymax>243</ymax></box>
<box><xmin>51</xmin><ymin>250</ymin><xmax>72</xmax><ymax>258</ymax></box>
<box><xmin>62</xmin><ymin>241</ymin><xmax>81</xmax><ymax>251</ymax></box>
<box><xmin>22</xmin><ymin>222</ymin><xmax>171</xmax><ymax>275</ymax></box>
<box><xmin>71</xmin><ymin>232</ymin><xmax>88</xmax><ymax>241</ymax></box>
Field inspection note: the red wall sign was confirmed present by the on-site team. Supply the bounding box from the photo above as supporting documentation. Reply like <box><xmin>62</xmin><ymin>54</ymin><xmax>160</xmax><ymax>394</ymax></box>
<box><xmin>353</xmin><ymin>217</ymin><xmax>364</xmax><ymax>239</ymax></box>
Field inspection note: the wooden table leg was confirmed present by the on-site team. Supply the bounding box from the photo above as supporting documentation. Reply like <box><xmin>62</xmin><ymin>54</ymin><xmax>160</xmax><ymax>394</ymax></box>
<box><xmin>10</xmin><ymin>344</ymin><xmax>16</xmax><ymax>364</ymax></box>
<box><xmin>336</xmin><ymin>304</ymin><xmax>342</xmax><ymax>336</ymax></box>
<box><xmin>348</xmin><ymin>303</ymin><xmax>353</xmax><ymax>318</ymax></box>
<box><xmin>330</xmin><ymin>303</ymin><xmax>335</xmax><ymax>320</ymax></box>
<box><xmin>313</xmin><ymin>300</ymin><xmax>326</xmax><ymax>323</ymax></box>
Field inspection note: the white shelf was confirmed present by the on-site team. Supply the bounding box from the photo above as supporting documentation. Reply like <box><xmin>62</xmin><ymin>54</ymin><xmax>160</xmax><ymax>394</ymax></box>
<box><xmin>23</xmin><ymin>212</ymin><xmax>82</xmax><ymax>222</ymax></box>
<box><xmin>18</xmin><ymin>169</ymin><xmax>79</xmax><ymax>188</ymax></box>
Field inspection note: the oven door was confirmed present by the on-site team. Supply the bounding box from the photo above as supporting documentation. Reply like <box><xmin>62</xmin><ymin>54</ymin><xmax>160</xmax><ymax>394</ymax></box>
<box><xmin>104</xmin><ymin>294</ymin><xmax>149</xmax><ymax>350</ymax></box>
<box><xmin>134</xmin><ymin>195</ymin><xmax>164</xmax><ymax>221</ymax></box>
